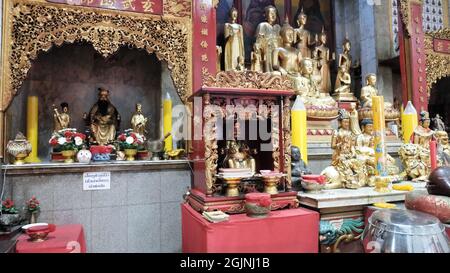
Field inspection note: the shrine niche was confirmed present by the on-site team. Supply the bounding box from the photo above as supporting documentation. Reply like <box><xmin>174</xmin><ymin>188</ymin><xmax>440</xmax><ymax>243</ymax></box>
<box><xmin>0</xmin><ymin>0</ymin><xmax>192</xmax><ymax>157</ymax></box>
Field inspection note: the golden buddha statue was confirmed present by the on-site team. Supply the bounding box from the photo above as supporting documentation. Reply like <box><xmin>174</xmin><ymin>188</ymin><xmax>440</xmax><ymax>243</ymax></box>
<box><xmin>330</xmin><ymin>110</ymin><xmax>365</xmax><ymax>189</ymax></box>
<box><xmin>255</xmin><ymin>5</ymin><xmax>281</xmax><ymax>73</ymax></box>
<box><xmin>294</xmin><ymin>9</ymin><xmax>314</xmax><ymax>58</ymax></box>
<box><xmin>131</xmin><ymin>103</ymin><xmax>148</xmax><ymax>137</ymax></box>
<box><xmin>360</xmin><ymin>74</ymin><xmax>389</xmax><ymax>108</ymax></box>
<box><xmin>295</xmin><ymin>58</ymin><xmax>318</xmax><ymax>97</ymax></box>
<box><xmin>224</xmin><ymin>7</ymin><xmax>245</xmax><ymax>72</ymax></box>
<box><xmin>53</xmin><ymin>102</ymin><xmax>71</xmax><ymax>132</ymax></box>
<box><xmin>313</xmin><ymin>29</ymin><xmax>332</xmax><ymax>94</ymax></box>
<box><xmin>413</xmin><ymin>111</ymin><xmax>435</xmax><ymax>149</ymax></box>
<box><xmin>251</xmin><ymin>44</ymin><xmax>263</xmax><ymax>72</ymax></box>
<box><xmin>349</xmin><ymin>102</ymin><xmax>362</xmax><ymax>135</ymax></box>
<box><xmin>224</xmin><ymin>140</ymin><xmax>256</xmax><ymax>174</ymax></box>
<box><xmin>333</xmin><ymin>38</ymin><xmax>357</xmax><ymax>102</ymax></box>
<box><xmin>272</xmin><ymin>21</ymin><xmax>302</xmax><ymax>77</ymax></box>
<box><xmin>356</xmin><ymin>119</ymin><xmax>376</xmax><ymax>181</ymax></box>
<box><xmin>86</xmin><ymin>88</ymin><xmax>120</xmax><ymax>146</ymax></box>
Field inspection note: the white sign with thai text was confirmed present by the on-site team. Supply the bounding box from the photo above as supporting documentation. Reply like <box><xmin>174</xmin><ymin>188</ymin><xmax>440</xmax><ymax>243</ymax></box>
<box><xmin>83</xmin><ymin>172</ymin><xmax>111</xmax><ymax>191</ymax></box>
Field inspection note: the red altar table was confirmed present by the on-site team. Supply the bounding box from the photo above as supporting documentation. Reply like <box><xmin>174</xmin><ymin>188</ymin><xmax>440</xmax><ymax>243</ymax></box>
<box><xmin>182</xmin><ymin>203</ymin><xmax>319</xmax><ymax>253</ymax></box>
<box><xmin>16</xmin><ymin>224</ymin><xmax>86</xmax><ymax>253</ymax></box>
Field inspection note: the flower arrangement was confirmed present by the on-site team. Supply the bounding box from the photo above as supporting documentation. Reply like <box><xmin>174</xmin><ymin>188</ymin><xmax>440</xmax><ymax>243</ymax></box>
<box><xmin>49</xmin><ymin>128</ymin><xmax>86</xmax><ymax>152</ymax></box>
<box><xmin>26</xmin><ymin>196</ymin><xmax>40</xmax><ymax>213</ymax></box>
<box><xmin>1</xmin><ymin>198</ymin><xmax>18</xmax><ymax>214</ymax></box>
<box><xmin>117</xmin><ymin>130</ymin><xmax>144</xmax><ymax>150</ymax></box>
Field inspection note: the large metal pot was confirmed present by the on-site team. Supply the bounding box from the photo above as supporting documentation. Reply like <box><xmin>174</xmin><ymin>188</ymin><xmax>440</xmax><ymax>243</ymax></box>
<box><xmin>362</xmin><ymin>209</ymin><xmax>449</xmax><ymax>253</ymax></box>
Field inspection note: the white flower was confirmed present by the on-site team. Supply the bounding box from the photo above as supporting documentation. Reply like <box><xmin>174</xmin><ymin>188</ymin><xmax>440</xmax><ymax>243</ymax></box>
<box><xmin>57</xmin><ymin>137</ymin><xmax>66</xmax><ymax>145</ymax></box>
<box><xmin>74</xmin><ymin>136</ymin><xmax>83</xmax><ymax>146</ymax></box>
<box><xmin>125</xmin><ymin>136</ymin><xmax>134</xmax><ymax>145</ymax></box>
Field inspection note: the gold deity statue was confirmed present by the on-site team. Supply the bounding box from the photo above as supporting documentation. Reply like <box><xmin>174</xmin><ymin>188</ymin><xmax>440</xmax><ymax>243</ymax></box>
<box><xmin>349</xmin><ymin>102</ymin><xmax>362</xmax><ymax>135</ymax></box>
<box><xmin>435</xmin><ymin>131</ymin><xmax>450</xmax><ymax>165</ymax></box>
<box><xmin>328</xmin><ymin>110</ymin><xmax>365</xmax><ymax>189</ymax></box>
<box><xmin>216</xmin><ymin>46</ymin><xmax>222</xmax><ymax>72</ymax></box>
<box><xmin>295</xmin><ymin>58</ymin><xmax>319</xmax><ymax>98</ymax></box>
<box><xmin>413</xmin><ymin>111</ymin><xmax>435</xmax><ymax>149</ymax></box>
<box><xmin>294</xmin><ymin>9</ymin><xmax>314</xmax><ymax>58</ymax></box>
<box><xmin>313</xmin><ymin>29</ymin><xmax>332</xmax><ymax>94</ymax></box>
<box><xmin>334</xmin><ymin>38</ymin><xmax>357</xmax><ymax>102</ymax></box>
<box><xmin>255</xmin><ymin>5</ymin><xmax>281</xmax><ymax>73</ymax></box>
<box><xmin>131</xmin><ymin>103</ymin><xmax>148</xmax><ymax>137</ymax></box>
<box><xmin>85</xmin><ymin>88</ymin><xmax>120</xmax><ymax>146</ymax></box>
<box><xmin>53</xmin><ymin>102</ymin><xmax>71</xmax><ymax>132</ymax></box>
<box><xmin>251</xmin><ymin>44</ymin><xmax>263</xmax><ymax>72</ymax></box>
<box><xmin>272</xmin><ymin>20</ymin><xmax>302</xmax><ymax>77</ymax></box>
<box><xmin>356</xmin><ymin>119</ymin><xmax>376</xmax><ymax>181</ymax></box>
<box><xmin>224</xmin><ymin>7</ymin><xmax>245</xmax><ymax>72</ymax></box>
<box><xmin>224</xmin><ymin>140</ymin><xmax>256</xmax><ymax>174</ymax></box>
<box><xmin>360</xmin><ymin>74</ymin><xmax>391</xmax><ymax>109</ymax></box>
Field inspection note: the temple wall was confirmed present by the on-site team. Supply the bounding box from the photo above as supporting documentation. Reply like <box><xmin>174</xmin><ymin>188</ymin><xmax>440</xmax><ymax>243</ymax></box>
<box><xmin>375</xmin><ymin>1</ymin><xmax>397</xmax><ymax>61</ymax></box>
<box><xmin>3</xmin><ymin>164</ymin><xmax>191</xmax><ymax>253</ymax></box>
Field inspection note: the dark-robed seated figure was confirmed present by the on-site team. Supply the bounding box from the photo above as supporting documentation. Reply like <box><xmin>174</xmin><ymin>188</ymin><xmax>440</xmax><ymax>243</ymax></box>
<box><xmin>85</xmin><ymin>88</ymin><xmax>121</xmax><ymax>146</ymax></box>
<box><xmin>291</xmin><ymin>146</ymin><xmax>312</xmax><ymax>189</ymax></box>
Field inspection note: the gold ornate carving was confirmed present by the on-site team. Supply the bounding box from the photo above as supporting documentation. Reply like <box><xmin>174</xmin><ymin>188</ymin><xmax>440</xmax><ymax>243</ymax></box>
<box><xmin>272</xmin><ymin>102</ymin><xmax>280</xmax><ymax>172</ymax></box>
<box><xmin>399</xmin><ymin>0</ymin><xmax>412</xmax><ymax>35</ymax></box>
<box><xmin>1</xmin><ymin>0</ymin><xmax>192</xmax><ymax>111</ymax></box>
<box><xmin>203</xmin><ymin>94</ymin><xmax>219</xmax><ymax>196</ymax></box>
<box><xmin>424</xmin><ymin>28</ymin><xmax>450</xmax><ymax>93</ymax></box>
<box><xmin>163</xmin><ymin>0</ymin><xmax>191</xmax><ymax>18</ymax></box>
<box><xmin>202</xmin><ymin>70</ymin><xmax>294</xmax><ymax>91</ymax></box>
<box><xmin>282</xmin><ymin>97</ymin><xmax>292</xmax><ymax>191</ymax></box>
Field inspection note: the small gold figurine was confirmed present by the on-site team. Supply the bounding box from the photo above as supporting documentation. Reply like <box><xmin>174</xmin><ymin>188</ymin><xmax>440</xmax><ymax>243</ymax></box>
<box><xmin>86</xmin><ymin>88</ymin><xmax>120</xmax><ymax>146</ymax></box>
<box><xmin>333</xmin><ymin>38</ymin><xmax>357</xmax><ymax>102</ymax></box>
<box><xmin>322</xmin><ymin>110</ymin><xmax>365</xmax><ymax>189</ymax></box>
<box><xmin>224</xmin><ymin>140</ymin><xmax>256</xmax><ymax>174</ymax></box>
<box><xmin>53</xmin><ymin>102</ymin><xmax>71</xmax><ymax>132</ymax></box>
<box><xmin>224</xmin><ymin>7</ymin><xmax>245</xmax><ymax>72</ymax></box>
<box><xmin>250</xmin><ymin>44</ymin><xmax>263</xmax><ymax>72</ymax></box>
<box><xmin>255</xmin><ymin>5</ymin><xmax>281</xmax><ymax>72</ymax></box>
<box><xmin>313</xmin><ymin>28</ymin><xmax>332</xmax><ymax>93</ymax></box>
<box><xmin>413</xmin><ymin>111</ymin><xmax>435</xmax><ymax>150</ymax></box>
<box><xmin>131</xmin><ymin>103</ymin><xmax>149</xmax><ymax>137</ymax></box>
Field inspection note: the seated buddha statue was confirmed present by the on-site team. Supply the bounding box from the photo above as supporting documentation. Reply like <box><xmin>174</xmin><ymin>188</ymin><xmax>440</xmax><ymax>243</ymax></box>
<box><xmin>291</xmin><ymin>146</ymin><xmax>312</xmax><ymax>189</ymax></box>
<box><xmin>272</xmin><ymin>20</ymin><xmax>302</xmax><ymax>78</ymax></box>
<box><xmin>333</xmin><ymin>65</ymin><xmax>355</xmax><ymax>101</ymax></box>
<box><xmin>224</xmin><ymin>140</ymin><xmax>256</xmax><ymax>174</ymax></box>
<box><xmin>359</xmin><ymin>73</ymin><xmax>399</xmax><ymax>121</ymax></box>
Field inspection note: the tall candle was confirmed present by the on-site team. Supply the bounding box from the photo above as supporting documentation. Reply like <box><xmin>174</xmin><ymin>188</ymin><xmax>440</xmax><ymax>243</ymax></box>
<box><xmin>401</xmin><ymin>101</ymin><xmax>418</xmax><ymax>143</ymax></box>
<box><xmin>163</xmin><ymin>92</ymin><xmax>173</xmax><ymax>152</ymax></box>
<box><xmin>372</xmin><ymin>96</ymin><xmax>386</xmax><ymax>176</ymax></box>
<box><xmin>25</xmin><ymin>96</ymin><xmax>41</xmax><ymax>163</ymax></box>
<box><xmin>430</xmin><ymin>140</ymin><xmax>437</xmax><ymax>171</ymax></box>
<box><xmin>291</xmin><ymin>96</ymin><xmax>308</xmax><ymax>163</ymax></box>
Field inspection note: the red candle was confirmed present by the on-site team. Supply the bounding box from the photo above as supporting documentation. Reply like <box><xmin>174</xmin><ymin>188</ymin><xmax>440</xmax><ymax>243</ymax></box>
<box><xmin>430</xmin><ymin>140</ymin><xmax>437</xmax><ymax>171</ymax></box>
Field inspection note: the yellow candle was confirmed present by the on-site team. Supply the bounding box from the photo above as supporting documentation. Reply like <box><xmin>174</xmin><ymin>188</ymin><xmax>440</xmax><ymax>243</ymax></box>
<box><xmin>163</xmin><ymin>92</ymin><xmax>173</xmax><ymax>152</ymax></box>
<box><xmin>25</xmin><ymin>96</ymin><xmax>41</xmax><ymax>163</ymax></box>
<box><xmin>291</xmin><ymin>96</ymin><xmax>308</xmax><ymax>163</ymax></box>
<box><xmin>372</xmin><ymin>96</ymin><xmax>386</xmax><ymax>176</ymax></box>
<box><xmin>401</xmin><ymin>101</ymin><xmax>418</xmax><ymax>143</ymax></box>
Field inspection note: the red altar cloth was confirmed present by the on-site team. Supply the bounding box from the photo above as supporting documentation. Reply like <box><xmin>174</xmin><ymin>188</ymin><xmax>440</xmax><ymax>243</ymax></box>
<box><xmin>16</xmin><ymin>224</ymin><xmax>86</xmax><ymax>253</ymax></box>
<box><xmin>182</xmin><ymin>203</ymin><xmax>319</xmax><ymax>253</ymax></box>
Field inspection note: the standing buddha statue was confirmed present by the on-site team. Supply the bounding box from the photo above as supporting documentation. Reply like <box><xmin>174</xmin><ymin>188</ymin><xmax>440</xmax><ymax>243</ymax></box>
<box><xmin>255</xmin><ymin>5</ymin><xmax>281</xmax><ymax>73</ymax></box>
<box><xmin>294</xmin><ymin>9</ymin><xmax>314</xmax><ymax>58</ymax></box>
<box><xmin>224</xmin><ymin>7</ymin><xmax>245</xmax><ymax>72</ymax></box>
<box><xmin>313</xmin><ymin>28</ymin><xmax>332</xmax><ymax>94</ymax></box>
<box><xmin>333</xmin><ymin>38</ymin><xmax>357</xmax><ymax>102</ymax></box>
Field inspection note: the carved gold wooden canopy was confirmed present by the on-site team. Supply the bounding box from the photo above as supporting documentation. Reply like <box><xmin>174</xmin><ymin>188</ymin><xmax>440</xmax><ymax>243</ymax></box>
<box><xmin>425</xmin><ymin>28</ymin><xmax>450</xmax><ymax>93</ymax></box>
<box><xmin>0</xmin><ymin>0</ymin><xmax>192</xmax><ymax>112</ymax></box>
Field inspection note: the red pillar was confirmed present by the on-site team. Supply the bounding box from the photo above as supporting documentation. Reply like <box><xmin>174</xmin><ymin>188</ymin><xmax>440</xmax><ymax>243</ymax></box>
<box><xmin>398</xmin><ymin>0</ymin><xmax>428</xmax><ymax>112</ymax></box>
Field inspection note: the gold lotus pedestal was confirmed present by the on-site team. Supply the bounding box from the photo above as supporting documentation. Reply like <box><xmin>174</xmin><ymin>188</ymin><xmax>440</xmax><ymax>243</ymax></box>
<box><xmin>61</xmin><ymin>150</ymin><xmax>75</xmax><ymax>164</ymax></box>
